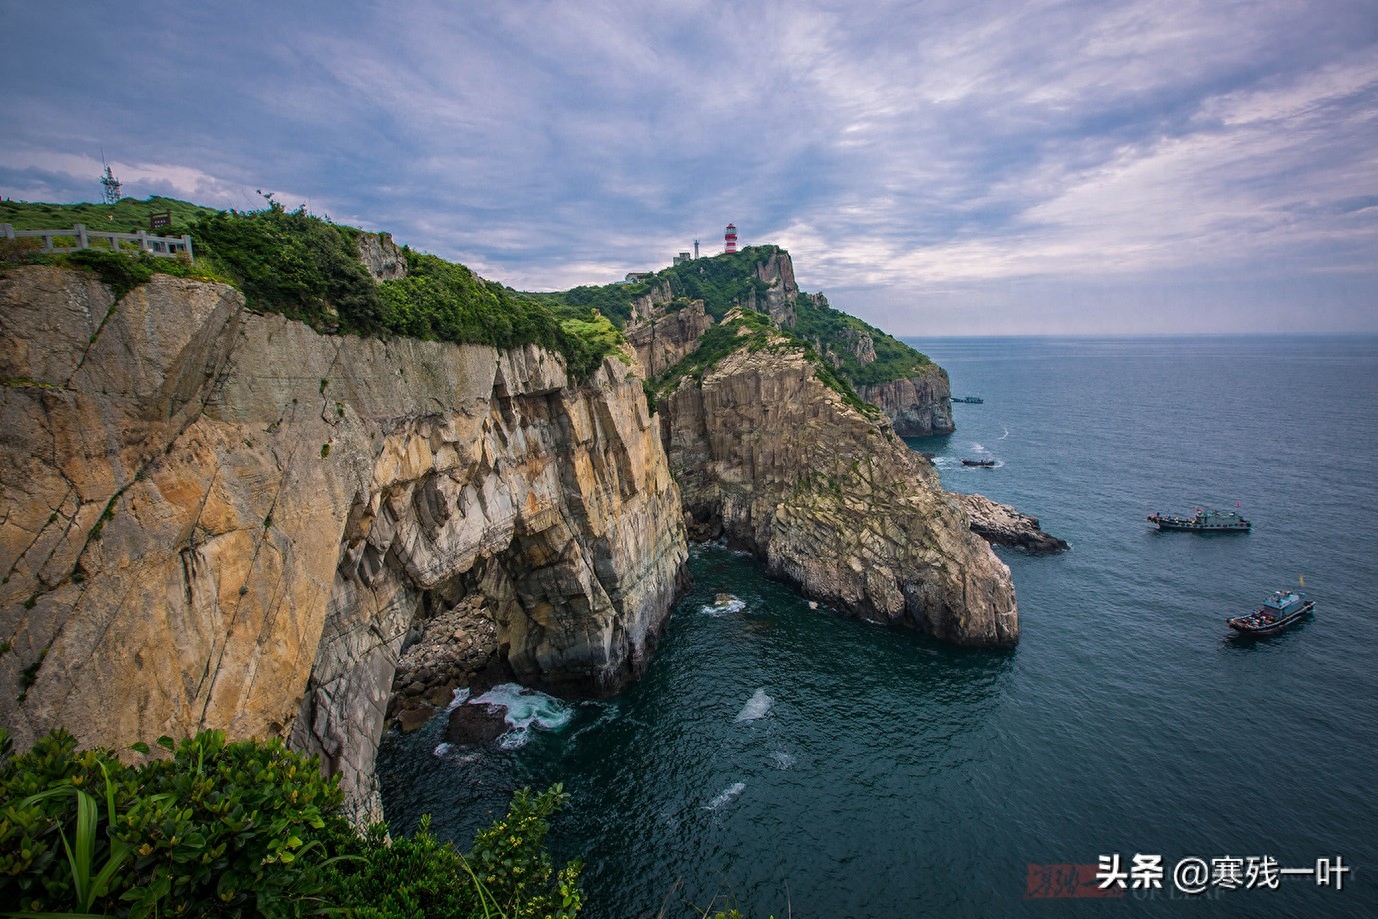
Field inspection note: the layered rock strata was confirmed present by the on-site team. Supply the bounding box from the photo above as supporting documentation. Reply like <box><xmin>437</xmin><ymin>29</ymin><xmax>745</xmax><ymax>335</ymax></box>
<box><xmin>743</xmin><ymin>249</ymin><xmax>799</xmax><ymax>326</ymax></box>
<box><xmin>624</xmin><ymin>283</ymin><xmax>713</xmax><ymax>379</ymax></box>
<box><xmin>857</xmin><ymin>366</ymin><xmax>954</xmax><ymax>436</ymax></box>
<box><xmin>660</xmin><ymin>318</ymin><xmax>1017</xmax><ymax>646</ymax></box>
<box><xmin>957</xmin><ymin>492</ymin><xmax>1069</xmax><ymax>554</ymax></box>
<box><xmin>0</xmin><ymin>266</ymin><xmax>688</xmax><ymax>823</ymax></box>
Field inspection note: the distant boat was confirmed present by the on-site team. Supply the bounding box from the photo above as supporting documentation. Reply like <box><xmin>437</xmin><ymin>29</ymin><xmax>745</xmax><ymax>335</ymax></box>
<box><xmin>951</xmin><ymin>396</ymin><xmax>984</xmax><ymax>404</ymax></box>
<box><xmin>960</xmin><ymin>458</ymin><xmax>995</xmax><ymax>467</ymax></box>
<box><xmin>1146</xmin><ymin>508</ymin><xmax>1250</xmax><ymax>532</ymax></box>
<box><xmin>1226</xmin><ymin>589</ymin><xmax>1314</xmax><ymax>635</ymax></box>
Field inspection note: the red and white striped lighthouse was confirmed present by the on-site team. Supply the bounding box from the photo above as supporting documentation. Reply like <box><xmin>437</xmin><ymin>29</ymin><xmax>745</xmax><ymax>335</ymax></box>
<box><xmin>724</xmin><ymin>223</ymin><xmax>738</xmax><ymax>254</ymax></box>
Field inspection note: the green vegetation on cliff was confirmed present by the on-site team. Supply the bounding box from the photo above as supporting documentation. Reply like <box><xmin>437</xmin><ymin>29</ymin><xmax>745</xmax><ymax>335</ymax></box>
<box><xmin>650</xmin><ymin>308</ymin><xmax>775</xmax><ymax>395</ymax></box>
<box><xmin>648</xmin><ymin>308</ymin><xmax>880</xmax><ymax>420</ymax></box>
<box><xmin>1</xmin><ymin>197</ymin><xmax>927</xmax><ymax>389</ymax></box>
<box><xmin>0</xmin><ymin>198</ymin><xmax>623</xmax><ymax>381</ymax></box>
<box><xmin>532</xmin><ymin>246</ymin><xmax>781</xmax><ymax>327</ymax></box>
<box><xmin>534</xmin><ymin>245</ymin><xmax>933</xmax><ymax>392</ymax></box>
<box><xmin>790</xmin><ymin>294</ymin><xmax>933</xmax><ymax>387</ymax></box>
<box><xmin>0</xmin><ymin>727</ymin><xmax>582</xmax><ymax>918</ymax></box>
<box><xmin>649</xmin><ymin>246</ymin><xmax>779</xmax><ymax>321</ymax></box>
<box><xmin>0</xmin><ymin>195</ymin><xmax>217</xmax><ymax>236</ymax></box>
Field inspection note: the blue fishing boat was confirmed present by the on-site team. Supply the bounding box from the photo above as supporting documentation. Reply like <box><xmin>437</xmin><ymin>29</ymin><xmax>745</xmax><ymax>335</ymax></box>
<box><xmin>1146</xmin><ymin>508</ymin><xmax>1250</xmax><ymax>532</ymax></box>
<box><xmin>1226</xmin><ymin>589</ymin><xmax>1314</xmax><ymax>635</ymax></box>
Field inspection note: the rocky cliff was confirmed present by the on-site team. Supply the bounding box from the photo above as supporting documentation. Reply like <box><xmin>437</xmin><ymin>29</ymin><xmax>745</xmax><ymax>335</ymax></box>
<box><xmin>623</xmin><ymin>283</ymin><xmax>714</xmax><ymax>379</ymax></box>
<box><xmin>857</xmin><ymin>367</ymin><xmax>954</xmax><ymax>436</ymax></box>
<box><xmin>659</xmin><ymin>314</ymin><xmax>1017</xmax><ymax>646</ymax></box>
<box><xmin>0</xmin><ymin>266</ymin><xmax>687</xmax><ymax>822</ymax></box>
<box><xmin>740</xmin><ymin>253</ymin><xmax>953</xmax><ymax>437</ymax></box>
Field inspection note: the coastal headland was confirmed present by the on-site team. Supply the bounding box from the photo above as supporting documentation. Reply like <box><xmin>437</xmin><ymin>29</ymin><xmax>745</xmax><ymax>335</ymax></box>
<box><xmin>0</xmin><ymin>203</ymin><xmax>1055</xmax><ymax>819</ymax></box>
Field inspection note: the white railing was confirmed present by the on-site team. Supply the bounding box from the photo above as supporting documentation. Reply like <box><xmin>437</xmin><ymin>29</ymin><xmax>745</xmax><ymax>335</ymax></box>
<box><xmin>1</xmin><ymin>223</ymin><xmax>193</xmax><ymax>259</ymax></box>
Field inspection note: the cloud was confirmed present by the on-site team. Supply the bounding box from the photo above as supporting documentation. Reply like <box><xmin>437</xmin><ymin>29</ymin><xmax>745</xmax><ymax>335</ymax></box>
<box><xmin>2</xmin><ymin>0</ymin><xmax>1374</xmax><ymax>333</ymax></box>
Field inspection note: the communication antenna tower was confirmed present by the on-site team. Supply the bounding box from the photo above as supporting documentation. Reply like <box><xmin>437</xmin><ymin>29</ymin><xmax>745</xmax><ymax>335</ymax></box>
<box><xmin>694</xmin><ymin>239</ymin><xmax>699</xmax><ymax>259</ymax></box>
<box><xmin>99</xmin><ymin>150</ymin><xmax>122</xmax><ymax>205</ymax></box>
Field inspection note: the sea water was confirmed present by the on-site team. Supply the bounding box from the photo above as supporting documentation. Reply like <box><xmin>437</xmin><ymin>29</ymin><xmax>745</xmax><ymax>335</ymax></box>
<box><xmin>377</xmin><ymin>335</ymin><xmax>1378</xmax><ymax>917</ymax></box>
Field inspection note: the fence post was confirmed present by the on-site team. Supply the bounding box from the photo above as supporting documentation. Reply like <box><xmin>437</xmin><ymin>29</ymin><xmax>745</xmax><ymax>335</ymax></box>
<box><xmin>76</xmin><ymin>224</ymin><xmax>88</xmax><ymax>250</ymax></box>
<box><xmin>181</xmin><ymin>235</ymin><xmax>194</xmax><ymax>261</ymax></box>
<box><xmin>137</xmin><ymin>230</ymin><xmax>149</xmax><ymax>252</ymax></box>
<box><xmin>2</xmin><ymin>224</ymin><xmax>12</xmax><ymax>240</ymax></box>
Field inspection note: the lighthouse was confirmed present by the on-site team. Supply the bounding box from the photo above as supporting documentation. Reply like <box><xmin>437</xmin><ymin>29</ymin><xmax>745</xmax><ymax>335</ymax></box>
<box><xmin>724</xmin><ymin>223</ymin><xmax>738</xmax><ymax>254</ymax></box>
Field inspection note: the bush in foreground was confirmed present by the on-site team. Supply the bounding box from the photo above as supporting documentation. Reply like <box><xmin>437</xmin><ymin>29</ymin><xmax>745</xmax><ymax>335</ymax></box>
<box><xmin>0</xmin><ymin>728</ymin><xmax>581</xmax><ymax>918</ymax></box>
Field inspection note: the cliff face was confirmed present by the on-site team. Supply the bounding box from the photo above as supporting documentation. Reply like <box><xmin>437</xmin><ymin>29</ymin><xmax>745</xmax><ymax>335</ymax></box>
<box><xmin>661</xmin><ymin>318</ymin><xmax>1017</xmax><ymax>646</ymax></box>
<box><xmin>746</xmin><ymin>249</ymin><xmax>799</xmax><ymax>326</ymax></box>
<box><xmin>857</xmin><ymin>366</ymin><xmax>954</xmax><ymax>436</ymax></box>
<box><xmin>624</xmin><ymin>283</ymin><xmax>713</xmax><ymax>379</ymax></box>
<box><xmin>0</xmin><ymin>266</ymin><xmax>687</xmax><ymax>822</ymax></box>
<box><xmin>739</xmin><ymin>252</ymin><xmax>953</xmax><ymax>437</ymax></box>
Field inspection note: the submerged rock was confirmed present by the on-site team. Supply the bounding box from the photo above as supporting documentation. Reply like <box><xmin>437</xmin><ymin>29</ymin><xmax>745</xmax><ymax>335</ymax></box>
<box><xmin>444</xmin><ymin>702</ymin><xmax>509</xmax><ymax>745</ymax></box>
<box><xmin>397</xmin><ymin>706</ymin><xmax>437</xmax><ymax>733</ymax></box>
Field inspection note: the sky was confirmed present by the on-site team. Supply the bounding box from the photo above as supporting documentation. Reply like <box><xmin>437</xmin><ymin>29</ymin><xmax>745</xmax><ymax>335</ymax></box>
<box><xmin>3</xmin><ymin>0</ymin><xmax>1376</xmax><ymax>335</ymax></box>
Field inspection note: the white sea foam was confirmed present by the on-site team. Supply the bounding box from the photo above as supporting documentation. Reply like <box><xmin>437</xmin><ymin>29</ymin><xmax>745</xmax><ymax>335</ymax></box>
<box><xmin>769</xmin><ymin>750</ymin><xmax>796</xmax><ymax>770</ymax></box>
<box><xmin>443</xmin><ymin>687</ymin><xmax>471</xmax><ymax>712</ymax></box>
<box><xmin>432</xmin><ymin>742</ymin><xmax>454</xmax><ymax>756</ymax></box>
<box><xmin>734</xmin><ymin>688</ymin><xmax>773</xmax><ymax>722</ymax></box>
<box><xmin>472</xmin><ymin>682</ymin><xmax>574</xmax><ymax>749</ymax></box>
<box><xmin>701</xmin><ymin>595</ymin><xmax>746</xmax><ymax>616</ymax></box>
<box><xmin>999</xmin><ymin>426</ymin><xmax>1009</xmax><ymax>440</ymax></box>
<box><xmin>705</xmin><ymin>782</ymin><xmax>746</xmax><ymax>810</ymax></box>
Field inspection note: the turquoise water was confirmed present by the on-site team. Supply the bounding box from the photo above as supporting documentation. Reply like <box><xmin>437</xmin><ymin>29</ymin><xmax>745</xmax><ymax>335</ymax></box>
<box><xmin>378</xmin><ymin>336</ymin><xmax>1378</xmax><ymax>916</ymax></box>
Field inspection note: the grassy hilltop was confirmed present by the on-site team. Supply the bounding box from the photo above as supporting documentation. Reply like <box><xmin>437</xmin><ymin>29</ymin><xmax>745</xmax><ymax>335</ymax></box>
<box><xmin>530</xmin><ymin>244</ymin><xmax>935</xmax><ymax>388</ymax></box>
<box><xmin>2</xmin><ymin>197</ymin><xmax>933</xmax><ymax>397</ymax></box>
<box><xmin>1</xmin><ymin>196</ymin><xmax>623</xmax><ymax>380</ymax></box>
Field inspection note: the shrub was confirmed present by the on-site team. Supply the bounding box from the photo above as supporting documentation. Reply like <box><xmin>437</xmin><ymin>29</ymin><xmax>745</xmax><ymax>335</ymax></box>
<box><xmin>558</xmin><ymin>314</ymin><xmax>627</xmax><ymax>379</ymax></box>
<box><xmin>0</xmin><ymin>728</ymin><xmax>348</xmax><ymax>916</ymax></box>
<box><xmin>191</xmin><ymin>203</ymin><xmax>382</xmax><ymax>331</ymax></box>
<box><xmin>329</xmin><ymin>787</ymin><xmax>582</xmax><ymax>919</ymax></box>
<box><xmin>789</xmin><ymin>293</ymin><xmax>932</xmax><ymax>387</ymax></box>
<box><xmin>0</xmin><ymin>728</ymin><xmax>584</xmax><ymax>918</ymax></box>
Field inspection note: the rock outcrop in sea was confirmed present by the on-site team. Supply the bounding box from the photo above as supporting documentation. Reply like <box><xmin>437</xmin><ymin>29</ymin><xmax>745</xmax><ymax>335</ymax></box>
<box><xmin>957</xmin><ymin>492</ymin><xmax>1069</xmax><ymax>554</ymax></box>
<box><xmin>639</xmin><ymin>309</ymin><xmax>1018</xmax><ymax>646</ymax></box>
<box><xmin>0</xmin><ymin>265</ymin><xmax>687</xmax><ymax>822</ymax></box>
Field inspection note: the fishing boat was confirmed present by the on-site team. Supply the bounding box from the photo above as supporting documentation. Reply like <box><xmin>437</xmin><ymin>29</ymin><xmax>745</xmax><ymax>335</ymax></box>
<box><xmin>960</xmin><ymin>458</ymin><xmax>995</xmax><ymax>467</ymax></box>
<box><xmin>951</xmin><ymin>396</ymin><xmax>984</xmax><ymax>404</ymax></box>
<box><xmin>1146</xmin><ymin>508</ymin><xmax>1250</xmax><ymax>532</ymax></box>
<box><xmin>1226</xmin><ymin>589</ymin><xmax>1314</xmax><ymax>635</ymax></box>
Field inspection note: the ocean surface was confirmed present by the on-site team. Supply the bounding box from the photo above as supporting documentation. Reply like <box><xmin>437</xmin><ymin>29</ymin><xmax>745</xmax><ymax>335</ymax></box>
<box><xmin>377</xmin><ymin>335</ymin><xmax>1378</xmax><ymax>917</ymax></box>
